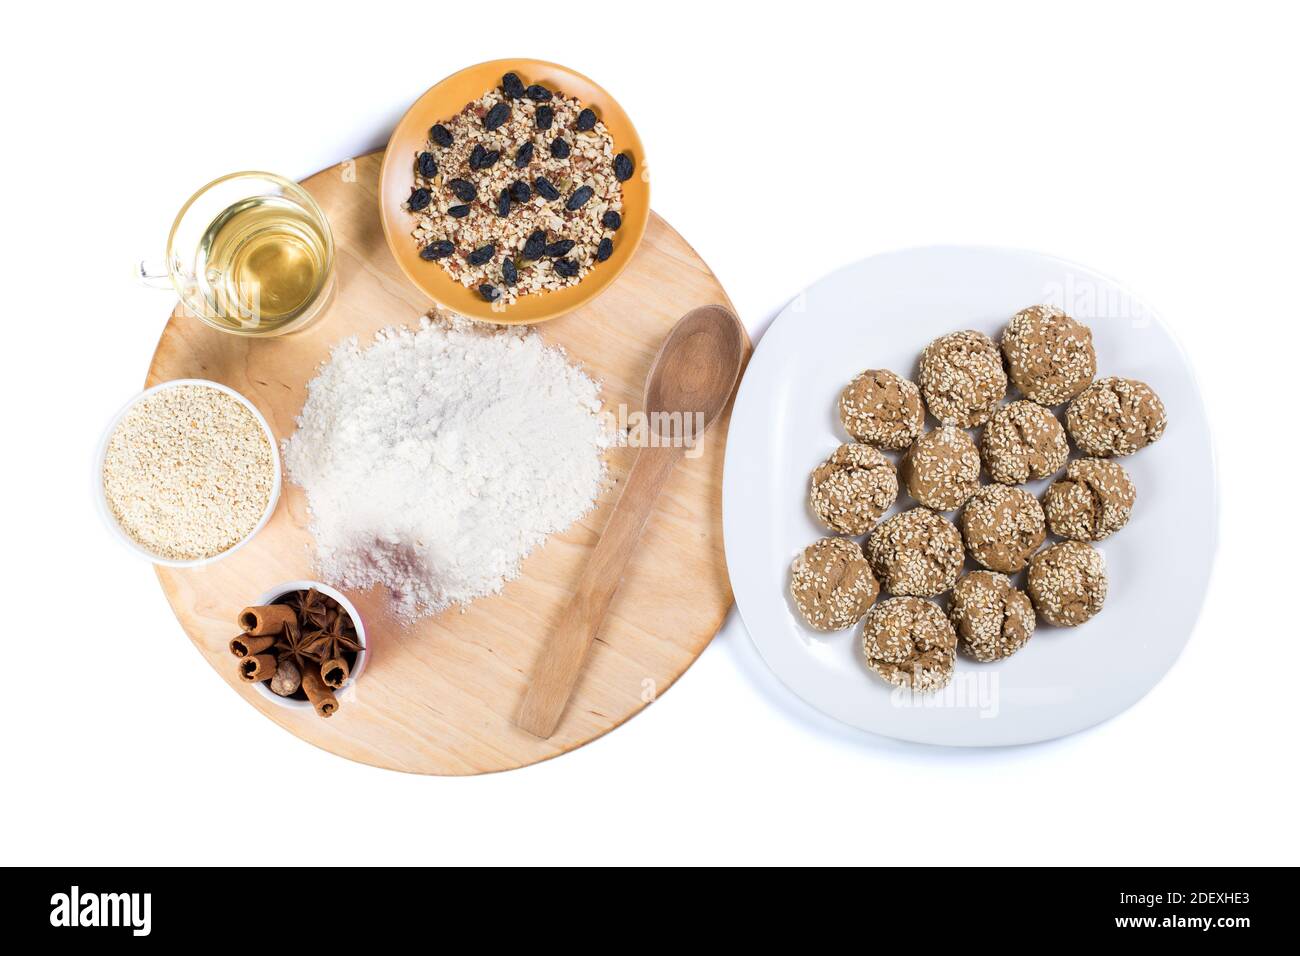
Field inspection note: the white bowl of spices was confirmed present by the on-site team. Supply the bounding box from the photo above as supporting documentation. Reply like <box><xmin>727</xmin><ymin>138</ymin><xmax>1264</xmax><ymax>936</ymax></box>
<box><xmin>233</xmin><ymin>581</ymin><xmax>367</xmax><ymax>717</ymax></box>
<box><xmin>95</xmin><ymin>378</ymin><xmax>281</xmax><ymax>567</ymax></box>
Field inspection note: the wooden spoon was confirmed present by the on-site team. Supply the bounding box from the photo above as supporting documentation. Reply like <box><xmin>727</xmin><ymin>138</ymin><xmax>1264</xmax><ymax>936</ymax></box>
<box><xmin>516</xmin><ymin>304</ymin><xmax>747</xmax><ymax>738</ymax></box>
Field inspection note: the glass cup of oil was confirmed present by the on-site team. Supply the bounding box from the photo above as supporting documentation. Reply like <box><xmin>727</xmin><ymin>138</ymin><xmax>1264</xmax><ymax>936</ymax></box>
<box><xmin>141</xmin><ymin>171</ymin><xmax>335</xmax><ymax>336</ymax></box>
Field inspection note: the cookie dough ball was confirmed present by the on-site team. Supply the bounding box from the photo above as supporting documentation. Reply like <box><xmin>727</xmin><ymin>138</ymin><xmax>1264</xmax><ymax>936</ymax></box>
<box><xmin>1066</xmin><ymin>377</ymin><xmax>1167</xmax><ymax>457</ymax></box>
<box><xmin>918</xmin><ymin>330</ymin><xmax>1008</xmax><ymax>427</ymax></box>
<box><xmin>1043</xmin><ymin>458</ymin><xmax>1136</xmax><ymax>541</ymax></box>
<box><xmin>865</xmin><ymin>507</ymin><xmax>964</xmax><ymax>597</ymax></box>
<box><xmin>980</xmin><ymin>400</ymin><xmax>1069</xmax><ymax>485</ymax></box>
<box><xmin>1027</xmin><ymin>541</ymin><xmax>1108</xmax><ymax>627</ymax></box>
<box><xmin>1000</xmin><ymin>305</ymin><xmax>1097</xmax><ymax>405</ymax></box>
<box><xmin>948</xmin><ymin>571</ymin><xmax>1036</xmax><ymax>662</ymax></box>
<box><xmin>901</xmin><ymin>426</ymin><xmax>981</xmax><ymax>510</ymax></box>
<box><xmin>809</xmin><ymin>443</ymin><xmax>899</xmax><ymax>535</ymax></box>
<box><xmin>960</xmin><ymin>484</ymin><xmax>1046</xmax><ymax>573</ymax></box>
<box><xmin>861</xmin><ymin>597</ymin><xmax>957</xmax><ymax>693</ymax></box>
<box><xmin>790</xmin><ymin>537</ymin><xmax>880</xmax><ymax>631</ymax></box>
<box><xmin>839</xmin><ymin>369</ymin><xmax>925</xmax><ymax>450</ymax></box>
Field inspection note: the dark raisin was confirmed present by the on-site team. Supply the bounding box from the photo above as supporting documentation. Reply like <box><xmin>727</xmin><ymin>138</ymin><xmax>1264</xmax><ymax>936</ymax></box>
<box><xmin>545</xmin><ymin>239</ymin><xmax>575</xmax><ymax>258</ymax></box>
<box><xmin>420</xmin><ymin>239</ymin><xmax>454</xmax><ymax>260</ymax></box>
<box><xmin>468</xmin><ymin>144</ymin><xmax>500</xmax><ymax>171</ymax></box>
<box><xmin>601</xmin><ymin>209</ymin><xmax>622</xmax><ymax>231</ymax></box>
<box><xmin>484</xmin><ymin>102</ymin><xmax>511</xmax><ymax>132</ymax></box>
<box><xmin>515</xmin><ymin>141</ymin><xmax>534</xmax><ymax>168</ymax></box>
<box><xmin>522</xmin><ymin>229</ymin><xmax>547</xmax><ymax>260</ymax></box>
<box><xmin>534</xmin><ymin>176</ymin><xmax>560</xmax><ymax>201</ymax></box>
<box><xmin>510</xmin><ymin>180</ymin><xmax>531</xmax><ymax>203</ymax></box>
<box><xmin>416</xmin><ymin>151</ymin><xmax>438</xmax><ymax>178</ymax></box>
<box><xmin>502</xmin><ymin>72</ymin><xmax>525</xmax><ymax>99</ymax></box>
<box><xmin>596</xmin><ymin>237</ymin><xmax>613</xmax><ymax>262</ymax></box>
<box><xmin>447</xmin><ymin>204</ymin><xmax>472</xmax><ymax>219</ymax></box>
<box><xmin>576</xmin><ymin>107</ymin><xmax>597</xmax><ymax>131</ymax></box>
<box><xmin>613</xmin><ymin>152</ymin><xmax>635</xmax><ymax>182</ymax></box>
<box><xmin>565</xmin><ymin>185</ymin><xmax>594</xmax><ymax>211</ymax></box>
<box><xmin>479</xmin><ymin>283</ymin><xmax>501</xmax><ymax>302</ymax></box>
<box><xmin>550</xmin><ymin>137</ymin><xmax>571</xmax><ymax>159</ymax></box>
<box><xmin>448</xmin><ymin>178</ymin><xmax>477</xmax><ymax>202</ymax></box>
<box><xmin>496</xmin><ymin>188</ymin><xmax>511</xmax><ymax>217</ymax></box>
<box><xmin>554</xmin><ymin>258</ymin><xmax>579</xmax><ymax>278</ymax></box>
<box><xmin>408</xmin><ymin>187</ymin><xmax>432</xmax><ymax>212</ymax></box>
<box><xmin>535</xmin><ymin>105</ymin><xmax>554</xmax><ymax>131</ymax></box>
<box><xmin>525</xmin><ymin>84</ymin><xmax>552</xmax><ymax>101</ymax></box>
<box><xmin>467</xmin><ymin>244</ymin><xmax>495</xmax><ymax>266</ymax></box>
<box><xmin>502</xmin><ymin>258</ymin><xmax>518</xmax><ymax>286</ymax></box>
<box><xmin>429</xmin><ymin>124</ymin><xmax>453</xmax><ymax>148</ymax></box>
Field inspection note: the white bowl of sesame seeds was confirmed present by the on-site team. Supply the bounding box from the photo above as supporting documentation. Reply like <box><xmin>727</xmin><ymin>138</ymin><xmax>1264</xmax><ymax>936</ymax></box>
<box><xmin>95</xmin><ymin>379</ymin><xmax>281</xmax><ymax>568</ymax></box>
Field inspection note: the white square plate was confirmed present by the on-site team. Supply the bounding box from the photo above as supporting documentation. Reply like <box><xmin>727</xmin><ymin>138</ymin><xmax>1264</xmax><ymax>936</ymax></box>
<box><xmin>722</xmin><ymin>247</ymin><xmax>1217</xmax><ymax>745</ymax></box>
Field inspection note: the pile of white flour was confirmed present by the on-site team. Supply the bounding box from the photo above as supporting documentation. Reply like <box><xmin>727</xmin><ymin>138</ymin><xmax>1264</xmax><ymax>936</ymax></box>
<box><xmin>284</xmin><ymin>316</ymin><xmax>610</xmax><ymax>619</ymax></box>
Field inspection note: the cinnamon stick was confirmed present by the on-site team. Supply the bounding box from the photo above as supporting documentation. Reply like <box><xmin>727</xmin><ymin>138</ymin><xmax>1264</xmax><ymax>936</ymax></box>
<box><xmin>238</xmin><ymin>653</ymin><xmax>278</xmax><ymax>682</ymax></box>
<box><xmin>301</xmin><ymin>662</ymin><xmax>339</xmax><ymax>718</ymax></box>
<box><xmin>320</xmin><ymin>657</ymin><xmax>350</xmax><ymax>689</ymax></box>
<box><xmin>229</xmin><ymin>633</ymin><xmax>276</xmax><ymax>658</ymax></box>
<box><xmin>238</xmin><ymin>604</ymin><xmax>296</xmax><ymax>636</ymax></box>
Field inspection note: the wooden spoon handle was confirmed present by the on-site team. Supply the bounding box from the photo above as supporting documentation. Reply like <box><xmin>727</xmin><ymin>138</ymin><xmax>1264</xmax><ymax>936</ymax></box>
<box><xmin>516</xmin><ymin>445</ymin><xmax>684</xmax><ymax>738</ymax></box>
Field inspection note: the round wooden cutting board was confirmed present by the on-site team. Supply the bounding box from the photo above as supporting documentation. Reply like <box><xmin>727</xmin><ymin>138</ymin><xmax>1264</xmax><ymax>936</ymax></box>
<box><xmin>149</xmin><ymin>152</ymin><xmax>745</xmax><ymax>775</ymax></box>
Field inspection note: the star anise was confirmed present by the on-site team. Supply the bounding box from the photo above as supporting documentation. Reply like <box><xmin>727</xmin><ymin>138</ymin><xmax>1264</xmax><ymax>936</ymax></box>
<box><xmin>288</xmin><ymin>588</ymin><xmax>332</xmax><ymax>631</ymax></box>
<box><xmin>273</xmin><ymin>620</ymin><xmax>324</xmax><ymax>670</ymax></box>
<box><xmin>304</xmin><ymin>608</ymin><xmax>363</xmax><ymax>662</ymax></box>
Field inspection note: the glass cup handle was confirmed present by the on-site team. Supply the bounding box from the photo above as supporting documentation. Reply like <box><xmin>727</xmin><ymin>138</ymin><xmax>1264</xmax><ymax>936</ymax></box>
<box><xmin>138</xmin><ymin>260</ymin><xmax>174</xmax><ymax>290</ymax></box>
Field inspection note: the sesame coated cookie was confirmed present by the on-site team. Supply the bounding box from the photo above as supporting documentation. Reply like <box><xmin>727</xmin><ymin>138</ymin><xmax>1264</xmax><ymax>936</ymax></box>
<box><xmin>790</xmin><ymin>537</ymin><xmax>880</xmax><ymax>631</ymax></box>
<box><xmin>900</xmin><ymin>425</ymin><xmax>982</xmax><ymax>511</ymax></box>
<box><xmin>1043</xmin><ymin>458</ymin><xmax>1136</xmax><ymax>541</ymax></box>
<box><xmin>980</xmin><ymin>400</ymin><xmax>1070</xmax><ymax>485</ymax></box>
<box><xmin>918</xmin><ymin>330</ymin><xmax>1008</xmax><ymax>428</ymax></box>
<box><xmin>960</xmin><ymin>484</ymin><xmax>1046</xmax><ymax>574</ymax></box>
<box><xmin>1000</xmin><ymin>305</ymin><xmax>1097</xmax><ymax>405</ymax></box>
<box><xmin>1027</xmin><ymin>541</ymin><xmax>1108</xmax><ymax>627</ymax></box>
<box><xmin>1066</xmin><ymin>377</ymin><xmax>1167</xmax><ymax>457</ymax></box>
<box><xmin>808</xmin><ymin>442</ymin><xmax>899</xmax><ymax>535</ymax></box>
<box><xmin>861</xmin><ymin>596</ymin><xmax>958</xmax><ymax>693</ymax></box>
<box><xmin>948</xmin><ymin>571</ymin><xmax>1036</xmax><ymax>662</ymax></box>
<box><xmin>865</xmin><ymin>507</ymin><xmax>965</xmax><ymax>597</ymax></box>
<box><xmin>839</xmin><ymin>369</ymin><xmax>925</xmax><ymax>450</ymax></box>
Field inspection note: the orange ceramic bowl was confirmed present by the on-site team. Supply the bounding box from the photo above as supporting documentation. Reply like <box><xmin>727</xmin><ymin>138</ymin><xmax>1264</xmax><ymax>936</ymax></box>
<box><xmin>378</xmin><ymin>58</ymin><xmax>649</xmax><ymax>325</ymax></box>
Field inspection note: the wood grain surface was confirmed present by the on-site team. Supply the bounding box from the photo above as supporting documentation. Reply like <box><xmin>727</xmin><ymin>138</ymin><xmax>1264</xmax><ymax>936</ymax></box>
<box><xmin>148</xmin><ymin>152</ymin><xmax>745</xmax><ymax>774</ymax></box>
<box><xmin>517</xmin><ymin>305</ymin><xmax>746</xmax><ymax>738</ymax></box>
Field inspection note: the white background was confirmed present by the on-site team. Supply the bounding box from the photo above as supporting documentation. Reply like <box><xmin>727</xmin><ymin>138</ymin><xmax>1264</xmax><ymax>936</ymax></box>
<box><xmin>3</xmin><ymin>0</ymin><xmax>1297</xmax><ymax>865</ymax></box>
